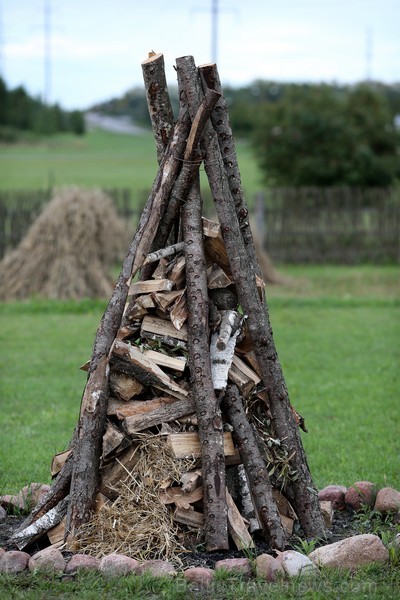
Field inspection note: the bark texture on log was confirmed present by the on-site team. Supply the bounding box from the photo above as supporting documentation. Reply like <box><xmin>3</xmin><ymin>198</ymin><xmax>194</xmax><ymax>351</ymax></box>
<box><xmin>176</xmin><ymin>55</ymin><xmax>325</xmax><ymax>539</ymax></box>
<box><xmin>223</xmin><ymin>384</ymin><xmax>286</xmax><ymax>550</ymax></box>
<box><xmin>141</xmin><ymin>52</ymin><xmax>175</xmax><ymax>164</ymax></box>
<box><xmin>182</xmin><ymin>176</ymin><xmax>228</xmax><ymax>551</ymax></box>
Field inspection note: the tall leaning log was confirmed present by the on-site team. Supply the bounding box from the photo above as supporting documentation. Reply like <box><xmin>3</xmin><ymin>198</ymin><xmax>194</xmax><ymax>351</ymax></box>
<box><xmin>65</xmin><ymin>87</ymin><xmax>221</xmax><ymax>543</ymax></box>
<box><xmin>175</xmin><ymin>54</ymin><xmax>326</xmax><ymax>539</ymax></box>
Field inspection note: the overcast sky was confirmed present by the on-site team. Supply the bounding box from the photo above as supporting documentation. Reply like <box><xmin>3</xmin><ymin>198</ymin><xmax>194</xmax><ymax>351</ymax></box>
<box><xmin>2</xmin><ymin>0</ymin><xmax>399</xmax><ymax>110</ymax></box>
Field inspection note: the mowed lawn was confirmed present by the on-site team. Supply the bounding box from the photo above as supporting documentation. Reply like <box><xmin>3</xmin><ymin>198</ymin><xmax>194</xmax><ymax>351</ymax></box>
<box><xmin>0</xmin><ymin>266</ymin><xmax>398</xmax><ymax>495</ymax></box>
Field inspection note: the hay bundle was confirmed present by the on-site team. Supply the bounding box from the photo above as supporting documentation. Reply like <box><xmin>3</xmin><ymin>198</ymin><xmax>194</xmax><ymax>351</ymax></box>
<box><xmin>0</xmin><ymin>187</ymin><xmax>131</xmax><ymax>300</ymax></box>
<box><xmin>75</xmin><ymin>434</ymin><xmax>197</xmax><ymax>562</ymax></box>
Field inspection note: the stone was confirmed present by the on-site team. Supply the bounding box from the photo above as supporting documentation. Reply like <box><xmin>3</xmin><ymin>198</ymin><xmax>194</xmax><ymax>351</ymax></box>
<box><xmin>29</xmin><ymin>546</ymin><xmax>66</xmax><ymax>574</ymax></box>
<box><xmin>318</xmin><ymin>485</ymin><xmax>347</xmax><ymax>510</ymax></box>
<box><xmin>276</xmin><ymin>550</ymin><xmax>318</xmax><ymax>577</ymax></box>
<box><xmin>309</xmin><ymin>534</ymin><xmax>388</xmax><ymax>570</ymax></box>
<box><xmin>374</xmin><ymin>487</ymin><xmax>400</xmax><ymax>514</ymax></box>
<box><xmin>0</xmin><ymin>483</ymin><xmax>51</xmax><ymax>513</ymax></box>
<box><xmin>137</xmin><ymin>559</ymin><xmax>177</xmax><ymax>578</ymax></box>
<box><xmin>0</xmin><ymin>506</ymin><xmax>6</xmax><ymax>521</ymax></box>
<box><xmin>320</xmin><ymin>501</ymin><xmax>334</xmax><ymax>528</ymax></box>
<box><xmin>214</xmin><ymin>557</ymin><xmax>252</xmax><ymax>578</ymax></box>
<box><xmin>255</xmin><ymin>553</ymin><xmax>285</xmax><ymax>582</ymax></box>
<box><xmin>98</xmin><ymin>553</ymin><xmax>139</xmax><ymax>576</ymax></box>
<box><xmin>0</xmin><ymin>550</ymin><xmax>30</xmax><ymax>573</ymax></box>
<box><xmin>0</xmin><ymin>548</ymin><xmax>5</xmax><ymax>558</ymax></box>
<box><xmin>184</xmin><ymin>566</ymin><xmax>215</xmax><ymax>587</ymax></box>
<box><xmin>345</xmin><ymin>481</ymin><xmax>376</xmax><ymax>511</ymax></box>
<box><xmin>65</xmin><ymin>554</ymin><xmax>100</xmax><ymax>573</ymax></box>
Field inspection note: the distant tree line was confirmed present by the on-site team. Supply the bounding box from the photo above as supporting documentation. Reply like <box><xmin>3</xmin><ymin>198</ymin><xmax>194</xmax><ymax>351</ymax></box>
<box><xmin>0</xmin><ymin>77</ymin><xmax>85</xmax><ymax>141</ymax></box>
<box><xmin>94</xmin><ymin>80</ymin><xmax>400</xmax><ymax>189</ymax></box>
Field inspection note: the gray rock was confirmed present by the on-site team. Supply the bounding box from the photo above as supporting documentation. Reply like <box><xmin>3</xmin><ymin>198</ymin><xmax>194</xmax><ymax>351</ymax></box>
<box><xmin>137</xmin><ymin>559</ymin><xmax>177</xmax><ymax>578</ymax></box>
<box><xmin>0</xmin><ymin>548</ymin><xmax>5</xmax><ymax>558</ymax></box>
<box><xmin>318</xmin><ymin>485</ymin><xmax>347</xmax><ymax>510</ymax></box>
<box><xmin>374</xmin><ymin>487</ymin><xmax>400</xmax><ymax>514</ymax></box>
<box><xmin>65</xmin><ymin>553</ymin><xmax>100</xmax><ymax>573</ymax></box>
<box><xmin>276</xmin><ymin>550</ymin><xmax>318</xmax><ymax>577</ymax></box>
<box><xmin>345</xmin><ymin>481</ymin><xmax>376</xmax><ymax>511</ymax></box>
<box><xmin>29</xmin><ymin>546</ymin><xmax>66</xmax><ymax>573</ymax></box>
<box><xmin>98</xmin><ymin>553</ymin><xmax>139</xmax><ymax>576</ymax></box>
<box><xmin>0</xmin><ymin>506</ymin><xmax>6</xmax><ymax>521</ymax></box>
<box><xmin>184</xmin><ymin>566</ymin><xmax>214</xmax><ymax>586</ymax></box>
<box><xmin>309</xmin><ymin>534</ymin><xmax>388</xmax><ymax>570</ymax></box>
<box><xmin>255</xmin><ymin>553</ymin><xmax>285</xmax><ymax>581</ymax></box>
<box><xmin>214</xmin><ymin>557</ymin><xmax>252</xmax><ymax>578</ymax></box>
<box><xmin>0</xmin><ymin>550</ymin><xmax>30</xmax><ymax>573</ymax></box>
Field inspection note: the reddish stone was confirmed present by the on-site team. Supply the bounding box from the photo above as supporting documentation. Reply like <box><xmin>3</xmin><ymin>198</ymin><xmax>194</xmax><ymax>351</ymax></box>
<box><xmin>214</xmin><ymin>557</ymin><xmax>252</xmax><ymax>578</ymax></box>
<box><xmin>29</xmin><ymin>546</ymin><xmax>66</xmax><ymax>573</ymax></box>
<box><xmin>98</xmin><ymin>553</ymin><xmax>139</xmax><ymax>576</ymax></box>
<box><xmin>184</xmin><ymin>566</ymin><xmax>214</xmax><ymax>586</ymax></box>
<box><xmin>345</xmin><ymin>481</ymin><xmax>376</xmax><ymax>511</ymax></box>
<box><xmin>0</xmin><ymin>506</ymin><xmax>6</xmax><ymax>521</ymax></box>
<box><xmin>137</xmin><ymin>559</ymin><xmax>177</xmax><ymax>578</ymax></box>
<box><xmin>0</xmin><ymin>550</ymin><xmax>30</xmax><ymax>573</ymax></box>
<box><xmin>318</xmin><ymin>485</ymin><xmax>347</xmax><ymax>510</ymax></box>
<box><xmin>0</xmin><ymin>483</ymin><xmax>51</xmax><ymax>513</ymax></box>
<box><xmin>65</xmin><ymin>553</ymin><xmax>100</xmax><ymax>573</ymax></box>
<box><xmin>374</xmin><ymin>487</ymin><xmax>400</xmax><ymax>514</ymax></box>
<box><xmin>309</xmin><ymin>534</ymin><xmax>388</xmax><ymax>570</ymax></box>
<box><xmin>0</xmin><ymin>548</ymin><xmax>5</xmax><ymax>558</ymax></box>
<box><xmin>255</xmin><ymin>553</ymin><xmax>285</xmax><ymax>581</ymax></box>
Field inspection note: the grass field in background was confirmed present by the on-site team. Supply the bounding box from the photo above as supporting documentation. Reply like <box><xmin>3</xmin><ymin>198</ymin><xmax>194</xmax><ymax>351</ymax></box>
<box><xmin>0</xmin><ymin>265</ymin><xmax>398</xmax><ymax>495</ymax></box>
<box><xmin>0</xmin><ymin>129</ymin><xmax>264</xmax><ymax>203</ymax></box>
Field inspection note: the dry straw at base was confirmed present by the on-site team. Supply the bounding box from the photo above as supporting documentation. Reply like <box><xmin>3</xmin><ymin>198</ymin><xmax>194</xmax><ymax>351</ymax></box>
<box><xmin>0</xmin><ymin>187</ymin><xmax>131</xmax><ymax>300</ymax></box>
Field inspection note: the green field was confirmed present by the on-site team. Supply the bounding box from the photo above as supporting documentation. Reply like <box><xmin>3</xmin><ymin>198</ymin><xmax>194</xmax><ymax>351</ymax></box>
<box><xmin>0</xmin><ymin>265</ymin><xmax>398</xmax><ymax>495</ymax></box>
<box><xmin>0</xmin><ymin>129</ymin><xmax>264</xmax><ymax>203</ymax></box>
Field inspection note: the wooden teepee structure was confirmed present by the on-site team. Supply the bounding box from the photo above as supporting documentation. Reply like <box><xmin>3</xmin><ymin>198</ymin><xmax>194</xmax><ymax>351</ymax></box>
<box><xmin>10</xmin><ymin>54</ymin><xmax>325</xmax><ymax>557</ymax></box>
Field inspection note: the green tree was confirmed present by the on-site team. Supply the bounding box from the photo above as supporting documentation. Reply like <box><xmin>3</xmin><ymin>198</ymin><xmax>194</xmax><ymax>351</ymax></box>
<box><xmin>252</xmin><ymin>84</ymin><xmax>400</xmax><ymax>187</ymax></box>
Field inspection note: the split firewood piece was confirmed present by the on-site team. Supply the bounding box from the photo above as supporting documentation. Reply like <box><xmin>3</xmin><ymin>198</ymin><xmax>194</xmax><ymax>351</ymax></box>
<box><xmin>238</xmin><ymin>464</ymin><xmax>260</xmax><ymax>533</ymax></box>
<box><xmin>151</xmin><ymin>289</ymin><xmax>183</xmax><ymax>312</ymax></box>
<box><xmin>122</xmin><ymin>396</ymin><xmax>196</xmax><ymax>434</ymax></box>
<box><xmin>51</xmin><ymin>450</ymin><xmax>72</xmax><ymax>478</ymax></box>
<box><xmin>180</xmin><ymin>469</ymin><xmax>202</xmax><ymax>493</ymax></box>
<box><xmin>173</xmin><ymin>507</ymin><xmax>204</xmax><ymax>529</ymax></box>
<box><xmin>141</xmin><ymin>315</ymin><xmax>188</xmax><ymax>348</ymax></box>
<box><xmin>109</xmin><ymin>370</ymin><xmax>144</xmax><ymax>401</ymax></box>
<box><xmin>169</xmin><ymin>290</ymin><xmax>187</xmax><ymax>330</ymax></box>
<box><xmin>207</xmin><ymin>264</ymin><xmax>232</xmax><ymax>289</ymax></box>
<box><xmin>272</xmin><ymin>488</ymin><xmax>296</xmax><ymax>536</ymax></box>
<box><xmin>228</xmin><ymin>354</ymin><xmax>262</xmax><ymax>398</ymax></box>
<box><xmin>99</xmin><ymin>444</ymin><xmax>140</xmax><ymax>500</ymax></box>
<box><xmin>125</xmin><ymin>294</ymin><xmax>156</xmax><ymax>321</ymax></box>
<box><xmin>102</xmin><ymin>420</ymin><xmax>127</xmax><ymax>458</ymax></box>
<box><xmin>10</xmin><ymin>496</ymin><xmax>69</xmax><ymax>550</ymax></box>
<box><xmin>167</xmin><ymin>432</ymin><xmax>240</xmax><ymax>464</ymax></box>
<box><xmin>143</xmin><ymin>242</ymin><xmax>185</xmax><ymax>265</ymax></box>
<box><xmin>142</xmin><ymin>349</ymin><xmax>186</xmax><ymax>373</ymax></box>
<box><xmin>223</xmin><ymin>384</ymin><xmax>286</xmax><ymax>550</ymax></box>
<box><xmin>108</xmin><ymin>395</ymin><xmax>184</xmax><ymax>419</ymax></box>
<box><xmin>129</xmin><ymin>279</ymin><xmax>174</xmax><ymax>295</ymax></box>
<box><xmin>210</xmin><ymin>311</ymin><xmax>242</xmax><ymax>391</ymax></box>
<box><xmin>168</xmin><ymin>255</ymin><xmax>186</xmax><ymax>288</ymax></box>
<box><xmin>151</xmin><ymin>257</ymin><xmax>170</xmax><ymax>280</ymax></box>
<box><xmin>111</xmin><ymin>340</ymin><xmax>188</xmax><ymax>400</ymax></box>
<box><xmin>226</xmin><ymin>488</ymin><xmax>254</xmax><ymax>550</ymax></box>
<box><xmin>159</xmin><ymin>485</ymin><xmax>203</xmax><ymax>509</ymax></box>
<box><xmin>47</xmin><ymin>517</ymin><xmax>66</xmax><ymax>547</ymax></box>
<box><xmin>204</xmin><ymin>227</ymin><xmax>231</xmax><ymax>274</ymax></box>
<box><xmin>202</xmin><ymin>217</ymin><xmax>221</xmax><ymax>239</ymax></box>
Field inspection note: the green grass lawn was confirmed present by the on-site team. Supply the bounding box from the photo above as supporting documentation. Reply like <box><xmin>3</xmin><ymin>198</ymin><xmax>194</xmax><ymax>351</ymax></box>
<box><xmin>0</xmin><ymin>265</ymin><xmax>399</xmax><ymax>598</ymax></box>
<box><xmin>0</xmin><ymin>265</ymin><xmax>398</xmax><ymax>495</ymax></box>
<box><xmin>0</xmin><ymin>130</ymin><xmax>263</xmax><ymax>204</ymax></box>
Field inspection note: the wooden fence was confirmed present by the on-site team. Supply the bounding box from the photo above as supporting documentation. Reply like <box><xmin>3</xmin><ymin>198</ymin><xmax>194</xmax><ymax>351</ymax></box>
<box><xmin>0</xmin><ymin>188</ymin><xmax>143</xmax><ymax>260</ymax></box>
<box><xmin>0</xmin><ymin>187</ymin><xmax>399</xmax><ymax>263</ymax></box>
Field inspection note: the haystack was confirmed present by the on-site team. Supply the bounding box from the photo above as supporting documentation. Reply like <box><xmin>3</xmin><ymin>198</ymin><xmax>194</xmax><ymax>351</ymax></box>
<box><xmin>0</xmin><ymin>187</ymin><xmax>131</xmax><ymax>300</ymax></box>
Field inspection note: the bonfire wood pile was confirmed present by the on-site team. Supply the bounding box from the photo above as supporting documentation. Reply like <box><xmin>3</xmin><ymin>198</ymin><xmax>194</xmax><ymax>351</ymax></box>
<box><xmin>10</xmin><ymin>53</ymin><xmax>325</xmax><ymax>559</ymax></box>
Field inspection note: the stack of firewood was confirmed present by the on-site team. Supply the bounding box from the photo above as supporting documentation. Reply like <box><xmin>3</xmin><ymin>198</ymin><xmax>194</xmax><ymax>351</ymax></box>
<box><xmin>10</xmin><ymin>53</ymin><xmax>325</xmax><ymax>557</ymax></box>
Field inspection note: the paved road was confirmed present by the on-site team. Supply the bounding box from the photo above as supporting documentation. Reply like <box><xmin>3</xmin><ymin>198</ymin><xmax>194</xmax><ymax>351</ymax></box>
<box><xmin>85</xmin><ymin>112</ymin><xmax>148</xmax><ymax>135</ymax></box>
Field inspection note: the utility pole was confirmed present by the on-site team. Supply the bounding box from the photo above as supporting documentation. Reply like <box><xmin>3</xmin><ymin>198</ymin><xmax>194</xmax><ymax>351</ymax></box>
<box><xmin>44</xmin><ymin>0</ymin><xmax>51</xmax><ymax>104</ymax></box>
